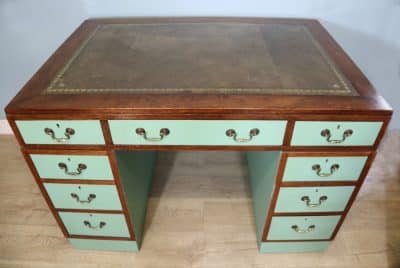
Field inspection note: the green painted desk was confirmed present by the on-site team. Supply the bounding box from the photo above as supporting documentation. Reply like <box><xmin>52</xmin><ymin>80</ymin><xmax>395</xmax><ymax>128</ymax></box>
<box><xmin>5</xmin><ymin>18</ymin><xmax>392</xmax><ymax>253</ymax></box>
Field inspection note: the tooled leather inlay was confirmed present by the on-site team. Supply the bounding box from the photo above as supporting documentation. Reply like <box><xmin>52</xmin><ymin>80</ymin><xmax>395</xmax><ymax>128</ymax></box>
<box><xmin>44</xmin><ymin>23</ymin><xmax>358</xmax><ymax>96</ymax></box>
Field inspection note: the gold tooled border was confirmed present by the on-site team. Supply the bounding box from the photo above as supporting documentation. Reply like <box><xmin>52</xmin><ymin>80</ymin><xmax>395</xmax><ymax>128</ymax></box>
<box><xmin>44</xmin><ymin>23</ymin><xmax>358</xmax><ymax>96</ymax></box>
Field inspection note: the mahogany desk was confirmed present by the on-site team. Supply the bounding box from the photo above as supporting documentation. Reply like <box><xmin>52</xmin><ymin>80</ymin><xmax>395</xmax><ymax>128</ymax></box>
<box><xmin>5</xmin><ymin>18</ymin><xmax>392</xmax><ymax>253</ymax></box>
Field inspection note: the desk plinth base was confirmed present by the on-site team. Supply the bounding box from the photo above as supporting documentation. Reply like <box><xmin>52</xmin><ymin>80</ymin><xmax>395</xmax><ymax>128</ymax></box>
<box><xmin>259</xmin><ymin>241</ymin><xmax>330</xmax><ymax>253</ymax></box>
<box><xmin>68</xmin><ymin>238</ymin><xmax>139</xmax><ymax>252</ymax></box>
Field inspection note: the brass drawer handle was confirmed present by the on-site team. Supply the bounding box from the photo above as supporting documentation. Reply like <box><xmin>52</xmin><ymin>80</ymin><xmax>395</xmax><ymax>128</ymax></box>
<box><xmin>320</xmin><ymin>129</ymin><xmax>353</xmax><ymax>144</ymax></box>
<box><xmin>44</xmin><ymin>127</ymin><xmax>75</xmax><ymax>142</ymax></box>
<box><xmin>136</xmin><ymin>128</ymin><xmax>170</xmax><ymax>141</ymax></box>
<box><xmin>312</xmin><ymin>164</ymin><xmax>339</xmax><ymax>177</ymax></box>
<box><xmin>58</xmin><ymin>162</ymin><xmax>87</xmax><ymax>176</ymax></box>
<box><xmin>291</xmin><ymin>224</ymin><xmax>315</xmax><ymax>233</ymax></box>
<box><xmin>83</xmin><ymin>220</ymin><xmax>106</xmax><ymax>230</ymax></box>
<box><xmin>70</xmin><ymin>193</ymin><xmax>96</xmax><ymax>204</ymax></box>
<box><xmin>225</xmin><ymin>128</ymin><xmax>260</xmax><ymax>143</ymax></box>
<box><xmin>301</xmin><ymin>195</ymin><xmax>328</xmax><ymax>207</ymax></box>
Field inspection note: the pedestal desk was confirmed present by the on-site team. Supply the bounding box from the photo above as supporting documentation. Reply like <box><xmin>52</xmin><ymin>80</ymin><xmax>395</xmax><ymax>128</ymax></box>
<box><xmin>5</xmin><ymin>18</ymin><xmax>392</xmax><ymax>253</ymax></box>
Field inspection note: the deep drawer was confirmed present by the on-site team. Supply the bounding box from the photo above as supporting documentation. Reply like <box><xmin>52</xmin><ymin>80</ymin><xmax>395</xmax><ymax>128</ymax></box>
<box><xmin>291</xmin><ymin>121</ymin><xmax>383</xmax><ymax>146</ymax></box>
<box><xmin>109</xmin><ymin>120</ymin><xmax>287</xmax><ymax>146</ymax></box>
<box><xmin>275</xmin><ymin>186</ymin><xmax>355</xmax><ymax>213</ymax></box>
<box><xmin>44</xmin><ymin>183</ymin><xmax>122</xmax><ymax>210</ymax></box>
<box><xmin>283</xmin><ymin>156</ymin><xmax>368</xmax><ymax>182</ymax></box>
<box><xmin>267</xmin><ymin>215</ymin><xmax>341</xmax><ymax>240</ymax></box>
<box><xmin>15</xmin><ymin>120</ymin><xmax>105</xmax><ymax>145</ymax></box>
<box><xmin>30</xmin><ymin>154</ymin><xmax>113</xmax><ymax>180</ymax></box>
<box><xmin>59</xmin><ymin>212</ymin><xmax>130</xmax><ymax>237</ymax></box>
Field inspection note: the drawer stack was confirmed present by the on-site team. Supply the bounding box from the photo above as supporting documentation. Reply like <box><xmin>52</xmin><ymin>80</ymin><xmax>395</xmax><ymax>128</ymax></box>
<box><xmin>248</xmin><ymin>120</ymin><xmax>382</xmax><ymax>253</ymax></box>
<box><xmin>11</xmin><ymin>118</ymin><xmax>386</xmax><ymax>253</ymax></box>
<box><xmin>16</xmin><ymin>120</ymin><xmax>155</xmax><ymax>251</ymax></box>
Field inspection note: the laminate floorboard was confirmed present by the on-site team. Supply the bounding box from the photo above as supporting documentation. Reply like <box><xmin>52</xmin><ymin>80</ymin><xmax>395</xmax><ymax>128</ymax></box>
<box><xmin>0</xmin><ymin>131</ymin><xmax>399</xmax><ymax>268</ymax></box>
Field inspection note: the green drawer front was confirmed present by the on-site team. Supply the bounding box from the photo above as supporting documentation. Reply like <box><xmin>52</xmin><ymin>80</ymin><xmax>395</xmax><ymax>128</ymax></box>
<box><xmin>283</xmin><ymin>156</ymin><xmax>367</xmax><ymax>182</ymax></box>
<box><xmin>291</xmin><ymin>121</ymin><xmax>383</xmax><ymax>146</ymax></box>
<box><xmin>275</xmin><ymin>186</ymin><xmax>355</xmax><ymax>213</ymax></box>
<box><xmin>109</xmin><ymin>120</ymin><xmax>287</xmax><ymax>146</ymax></box>
<box><xmin>44</xmin><ymin>183</ymin><xmax>122</xmax><ymax>210</ymax></box>
<box><xmin>30</xmin><ymin>154</ymin><xmax>113</xmax><ymax>180</ymax></box>
<box><xmin>267</xmin><ymin>216</ymin><xmax>341</xmax><ymax>240</ymax></box>
<box><xmin>15</xmin><ymin>120</ymin><xmax>105</xmax><ymax>145</ymax></box>
<box><xmin>59</xmin><ymin>212</ymin><xmax>130</xmax><ymax>237</ymax></box>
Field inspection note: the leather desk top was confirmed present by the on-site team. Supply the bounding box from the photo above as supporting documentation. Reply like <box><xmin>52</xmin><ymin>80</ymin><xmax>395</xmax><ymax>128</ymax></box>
<box><xmin>5</xmin><ymin>18</ymin><xmax>392</xmax><ymax>118</ymax></box>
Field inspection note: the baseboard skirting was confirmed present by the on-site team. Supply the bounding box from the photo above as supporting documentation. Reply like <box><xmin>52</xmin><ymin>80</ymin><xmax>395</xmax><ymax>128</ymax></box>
<box><xmin>0</xmin><ymin>119</ymin><xmax>12</xmax><ymax>134</ymax></box>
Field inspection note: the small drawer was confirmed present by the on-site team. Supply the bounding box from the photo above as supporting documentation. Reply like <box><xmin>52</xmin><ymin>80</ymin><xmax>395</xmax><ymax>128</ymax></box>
<box><xmin>15</xmin><ymin>120</ymin><xmax>105</xmax><ymax>145</ymax></box>
<box><xmin>30</xmin><ymin>154</ymin><xmax>113</xmax><ymax>180</ymax></box>
<box><xmin>283</xmin><ymin>156</ymin><xmax>368</xmax><ymax>182</ymax></box>
<box><xmin>267</xmin><ymin>215</ymin><xmax>341</xmax><ymax>240</ymax></box>
<box><xmin>109</xmin><ymin>120</ymin><xmax>287</xmax><ymax>146</ymax></box>
<box><xmin>291</xmin><ymin>121</ymin><xmax>383</xmax><ymax>146</ymax></box>
<box><xmin>275</xmin><ymin>186</ymin><xmax>355</xmax><ymax>213</ymax></box>
<box><xmin>44</xmin><ymin>183</ymin><xmax>122</xmax><ymax>210</ymax></box>
<box><xmin>59</xmin><ymin>212</ymin><xmax>130</xmax><ymax>238</ymax></box>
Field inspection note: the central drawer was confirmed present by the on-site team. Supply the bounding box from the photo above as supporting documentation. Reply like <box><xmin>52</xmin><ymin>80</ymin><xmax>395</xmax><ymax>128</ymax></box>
<box><xmin>59</xmin><ymin>212</ymin><xmax>130</xmax><ymax>238</ymax></box>
<box><xmin>109</xmin><ymin>120</ymin><xmax>287</xmax><ymax>146</ymax></box>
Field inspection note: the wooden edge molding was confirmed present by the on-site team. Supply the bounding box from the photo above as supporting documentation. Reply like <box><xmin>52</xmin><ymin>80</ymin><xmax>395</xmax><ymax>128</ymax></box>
<box><xmin>280</xmin><ymin>181</ymin><xmax>357</xmax><ymax>187</ymax></box>
<box><xmin>22</xmin><ymin>148</ymin><xmax>109</xmax><ymax>155</ymax></box>
<box><xmin>57</xmin><ymin>208</ymin><xmax>124</xmax><ymax>214</ymax></box>
<box><xmin>69</xmin><ymin>235</ymin><xmax>133</xmax><ymax>241</ymax></box>
<box><xmin>273</xmin><ymin>212</ymin><xmax>343</xmax><ymax>217</ymax></box>
<box><xmin>41</xmin><ymin>179</ymin><xmax>115</xmax><ymax>185</ymax></box>
<box><xmin>283</xmin><ymin>120</ymin><xmax>295</xmax><ymax>146</ymax></box>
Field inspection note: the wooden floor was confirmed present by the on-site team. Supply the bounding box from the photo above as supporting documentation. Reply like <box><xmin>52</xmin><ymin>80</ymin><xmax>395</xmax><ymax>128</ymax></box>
<box><xmin>0</xmin><ymin>131</ymin><xmax>399</xmax><ymax>268</ymax></box>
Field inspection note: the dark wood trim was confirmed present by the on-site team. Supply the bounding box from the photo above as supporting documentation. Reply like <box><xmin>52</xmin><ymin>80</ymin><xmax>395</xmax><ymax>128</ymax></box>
<box><xmin>57</xmin><ymin>208</ymin><xmax>123</xmax><ymax>214</ymax></box>
<box><xmin>280</xmin><ymin>181</ymin><xmax>356</xmax><ymax>187</ymax></box>
<box><xmin>21</xmin><ymin>149</ymin><xmax>69</xmax><ymax>237</ymax></box>
<box><xmin>23</xmin><ymin>148</ymin><xmax>109</xmax><ymax>155</ymax></box>
<box><xmin>107</xmin><ymin>150</ymin><xmax>137</xmax><ymax>241</ymax></box>
<box><xmin>285</xmin><ymin>151</ymin><xmax>372</xmax><ymax>157</ymax></box>
<box><xmin>6</xmin><ymin>118</ymin><xmax>26</xmax><ymax>148</ymax></box>
<box><xmin>283</xmin><ymin>120</ymin><xmax>295</xmax><ymax>146</ymax></box>
<box><xmin>329</xmin><ymin>151</ymin><xmax>377</xmax><ymax>240</ymax></box>
<box><xmin>373</xmin><ymin>117</ymin><xmax>391</xmax><ymax>150</ymax></box>
<box><xmin>6</xmin><ymin>112</ymin><xmax>391</xmax><ymax>121</ymax></box>
<box><xmin>273</xmin><ymin>211</ymin><xmax>343</xmax><ymax>217</ymax></box>
<box><xmin>18</xmin><ymin>143</ymin><xmax>383</xmax><ymax>152</ymax></box>
<box><xmin>69</xmin><ymin>235</ymin><xmax>133</xmax><ymax>241</ymax></box>
<box><xmin>42</xmin><ymin>179</ymin><xmax>115</xmax><ymax>185</ymax></box>
<box><xmin>100</xmin><ymin>120</ymin><xmax>114</xmax><ymax>145</ymax></box>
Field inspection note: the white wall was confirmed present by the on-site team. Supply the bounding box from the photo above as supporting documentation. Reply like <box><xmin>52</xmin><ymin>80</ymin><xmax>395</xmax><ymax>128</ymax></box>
<box><xmin>0</xmin><ymin>0</ymin><xmax>87</xmax><ymax>120</ymax></box>
<box><xmin>1</xmin><ymin>0</ymin><xmax>399</xmax><ymax>128</ymax></box>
